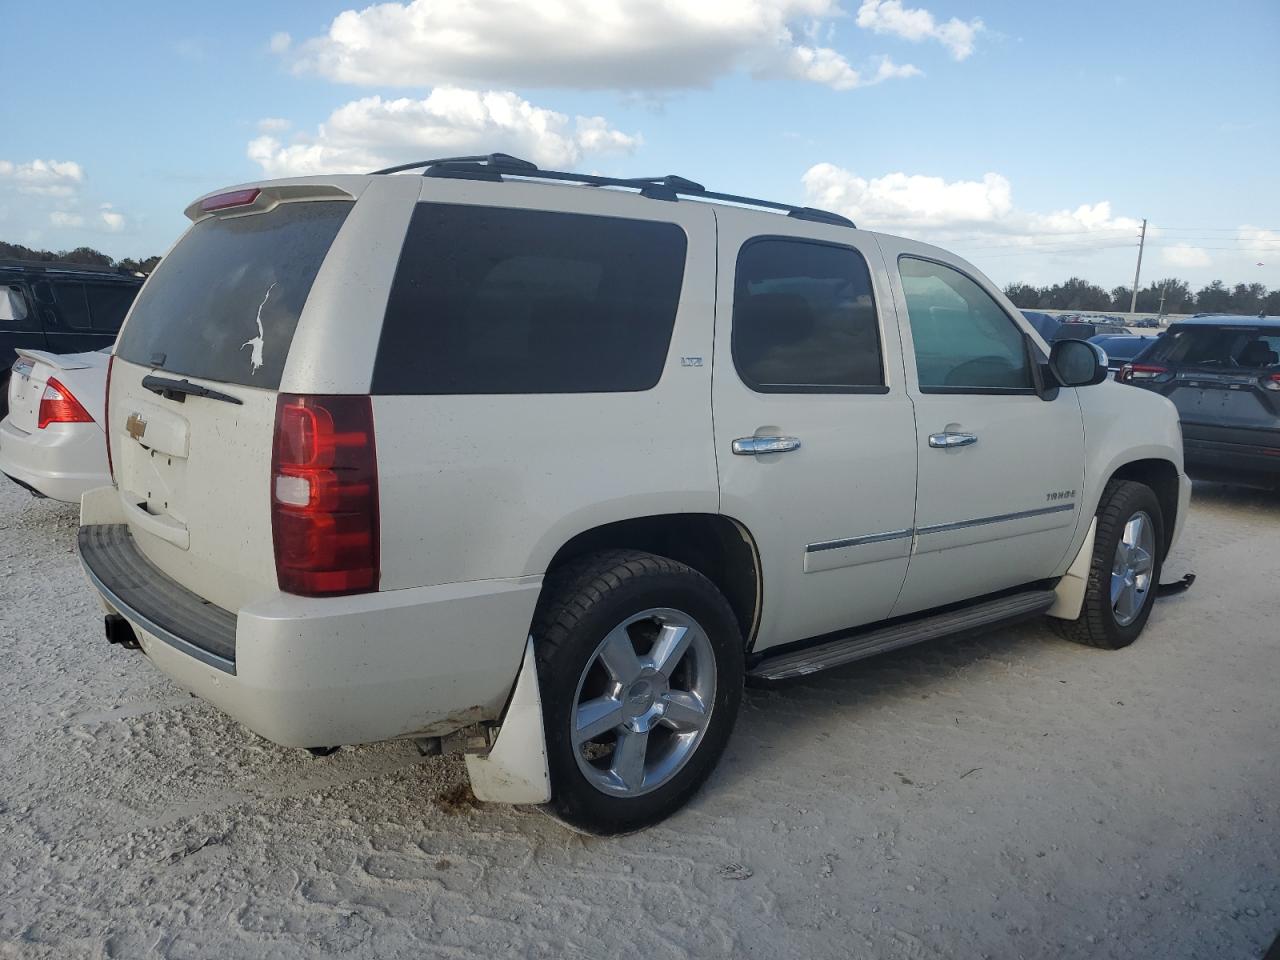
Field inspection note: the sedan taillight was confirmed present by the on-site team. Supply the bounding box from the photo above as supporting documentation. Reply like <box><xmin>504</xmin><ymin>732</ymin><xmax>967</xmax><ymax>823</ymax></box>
<box><xmin>1263</xmin><ymin>373</ymin><xmax>1280</xmax><ymax>393</ymax></box>
<box><xmin>38</xmin><ymin>377</ymin><xmax>95</xmax><ymax>430</ymax></box>
<box><xmin>271</xmin><ymin>394</ymin><xmax>379</xmax><ymax>596</ymax></box>
<box><xmin>1118</xmin><ymin>363</ymin><xmax>1172</xmax><ymax>384</ymax></box>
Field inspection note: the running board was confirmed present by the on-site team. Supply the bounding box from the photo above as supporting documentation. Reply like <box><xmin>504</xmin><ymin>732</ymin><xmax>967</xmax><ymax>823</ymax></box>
<box><xmin>748</xmin><ymin>589</ymin><xmax>1056</xmax><ymax>682</ymax></box>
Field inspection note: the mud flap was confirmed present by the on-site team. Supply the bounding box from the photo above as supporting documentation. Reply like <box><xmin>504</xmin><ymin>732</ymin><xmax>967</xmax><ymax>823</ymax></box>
<box><xmin>464</xmin><ymin>637</ymin><xmax>551</xmax><ymax>805</ymax></box>
<box><xmin>1047</xmin><ymin>518</ymin><xmax>1096</xmax><ymax>621</ymax></box>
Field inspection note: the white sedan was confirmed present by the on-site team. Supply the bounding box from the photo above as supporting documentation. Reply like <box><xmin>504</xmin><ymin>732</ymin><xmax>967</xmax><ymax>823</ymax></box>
<box><xmin>0</xmin><ymin>348</ymin><xmax>110</xmax><ymax>503</ymax></box>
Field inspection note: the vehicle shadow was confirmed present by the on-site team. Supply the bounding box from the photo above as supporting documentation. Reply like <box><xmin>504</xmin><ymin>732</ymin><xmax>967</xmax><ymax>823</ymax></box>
<box><xmin>717</xmin><ymin>614</ymin><xmax>1063</xmax><ymax>788</ymax></box>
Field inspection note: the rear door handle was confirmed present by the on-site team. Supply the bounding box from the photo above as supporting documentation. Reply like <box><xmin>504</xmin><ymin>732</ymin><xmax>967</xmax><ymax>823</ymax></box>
<box><xmin>732</xmin><ymin>436</ymin><xmax>802</xmax><ymax>456</ymax></box>
<box><xmin>928</xmin><ymin>431</ymin><xmax>978</xmax><ymax>449</ymax></box>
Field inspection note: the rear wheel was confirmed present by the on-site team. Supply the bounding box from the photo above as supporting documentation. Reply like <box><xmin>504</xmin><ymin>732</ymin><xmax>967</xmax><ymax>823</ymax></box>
<box><xmin>1053</xmin><ymin>480</ymin><xmax>1164</xmax><ymax>649</ymax></box>
<box><xmin>532</xmin><ymin>550</ymin><xmax>743</xmax><ymax>835</ymax></box>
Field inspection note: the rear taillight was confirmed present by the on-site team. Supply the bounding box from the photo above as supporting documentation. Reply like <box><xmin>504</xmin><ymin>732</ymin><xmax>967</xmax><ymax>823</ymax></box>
<box><xmin>104</xmin><ymin>354</ymin><xmax>115</xmax><ymax>480</ymax></box>
<box><xmin>271</xmin><ymin>394</ymin><xmax>379</xmax><ymax>596</ymax></box>
<box><xmin>37</xmin><ymin>377</ymin><xmax>94</xmax><ymax>430</ymax></box>
<box><xmin>1264</xmin><ymin>373</ymin><xmax>1280</xmax><ymax>393</ymax></box>
<box><xmin>1118</xmin><ymin>363</ymin><xmax>1171</xmax><ymax>384</ymax></box>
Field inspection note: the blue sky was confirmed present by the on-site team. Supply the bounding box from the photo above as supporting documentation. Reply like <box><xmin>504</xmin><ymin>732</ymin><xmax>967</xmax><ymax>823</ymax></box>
<box><xmin>2</xmin><ymin>0</ymin><xmax>1277</xmax><ymax>291</ymax></box>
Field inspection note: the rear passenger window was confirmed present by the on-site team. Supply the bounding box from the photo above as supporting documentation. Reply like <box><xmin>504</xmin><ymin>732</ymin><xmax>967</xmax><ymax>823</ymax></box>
<box><xmin>899</xmin><ymin>257</ymin><xmax>1033</xmax><ymax>392</ymax></box>
<box><xmin>0</xmin><ymin>285</ymin><xmax>27</xmax><ymax>324</ymax></box>
<box><xmin>373</xmin><ymin>204</ymin><xmax>687</xmax><ymax>395</ymax></box>
<box><xmin>84</xmin><ymin>283</ymin><xmax>138</xmax><ymax>332</ymax></box>
<box><xmin>50</xmin><ymin>281</ymin><xmax>91</xmax><ymax>330</ymax></box>
<box><xmin>732</xmin><ymin>238</ymin><xmax>884</xmax><ymax>393</ymax></box>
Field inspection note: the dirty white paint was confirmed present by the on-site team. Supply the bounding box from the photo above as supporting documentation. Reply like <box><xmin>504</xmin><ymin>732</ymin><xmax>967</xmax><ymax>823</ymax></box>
<box><xmin>241</xmin><ymin>282</ymin><xmax>276</xmax><ymax>375</ymax></box>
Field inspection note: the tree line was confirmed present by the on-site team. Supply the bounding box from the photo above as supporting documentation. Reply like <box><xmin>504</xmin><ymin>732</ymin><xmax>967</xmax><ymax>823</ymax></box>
<box><xmin>5</xmin><ymin>238</ymin><xmax>1278</xmax><ymax>316</ymax></box>
<box><xmin>0</xmin><ymin>240</ymin><xmax>160</xmax><ymax>276</ymax></box>
<box><xmin>1004</xmin><ymin>276</ymin><xmax>1280</xmax><ymax>316</ymax></box>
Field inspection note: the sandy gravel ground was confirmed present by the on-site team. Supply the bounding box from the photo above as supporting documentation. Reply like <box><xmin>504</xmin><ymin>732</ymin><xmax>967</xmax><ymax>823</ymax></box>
<box><xmin>0</xmin><ymin>479</ymin><xmax>1276</xmax><ymax>960</ymax></box>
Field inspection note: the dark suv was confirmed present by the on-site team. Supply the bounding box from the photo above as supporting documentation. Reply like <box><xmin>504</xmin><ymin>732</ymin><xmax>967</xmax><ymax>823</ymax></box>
<box><xmin>1119</xmin><ymin>314</ymin><xmax>1280</xmax><ymax>486</ymax></box>
<box><xmin>0</xmin><ymin>260</ymin><xmax>144</xmax><ymax>416</ymax></box>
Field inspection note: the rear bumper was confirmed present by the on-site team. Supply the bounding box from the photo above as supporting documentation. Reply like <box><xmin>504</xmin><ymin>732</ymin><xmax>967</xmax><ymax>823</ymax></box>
<box><xmin>1183</xmin><ymin>437</ymin><xmax>1280</xmax><ymax>481</ymax></box>
<box><xmin>77</xmin><ymin>510</ymin><xmax>541</xmax><ymax>748</ymax></box>
<box><xmin>0</xmin><ymin>417</ymin><xmax>109</xmax><ymax>503</ymax></box>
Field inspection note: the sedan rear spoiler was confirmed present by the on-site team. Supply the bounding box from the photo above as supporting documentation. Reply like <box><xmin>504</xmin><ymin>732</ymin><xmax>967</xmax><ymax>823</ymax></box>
<box><xmin>14</xmin><ymin>348</ymin><xmax>105</xmax><ymax>372</ymax></box>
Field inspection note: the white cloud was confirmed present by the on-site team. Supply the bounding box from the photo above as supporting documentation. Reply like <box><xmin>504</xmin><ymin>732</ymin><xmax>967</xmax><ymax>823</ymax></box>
<box><xmin>786</xmin><ymin>47</ymin><xmax>921</xmax><ymax>89</ymax></box>
<box><xmin>801</xmin><ymin>163</ymin><xmax>1143</xmax><ymax>254</ymax></box>
<box><xmin>288</xmin><ymin>0</ymin><xmax>922</xmax><ymax>92</ymax></box>
<box><xmin>856</xmin><ymin>0</ymin><xmax>983</xmax><ymax>60</ymax></box>
<box><xmin>99</xmin><ymin>203</ymin><xmax>125</xmax><ymax>232</ymax></box>
<box><xmin>248</xmin><ymin>87</ymin><xmax>640</xmax><ymax>177</ymax></box>
<box><xmin>1238</xmin><ymin>225</ymin><xmax>1280</xmax><ymax>257</ymax></box>
<box><xmin>0</xmin><ymin>159</ymin><xmax>85</xmax><ymax>197</ymax></box>
<box><xmin>49</xmin><ymin>211</ymin><xmax>84</xmax><ymax>228</ymax></box>
<box><xmin>1161</xmin><ymin>243</ymin><xmax>1211</xmax><ymax>269</ymax></box>
<box><xmin>268</xmin><ymin>31</ymin><xmax>292</xmax><ymax>54</ymax></box>
<box><xmin>257</xmin><ymin>117</ymin><xmax>292</xmax><ymax>133</ymax></box>
<box><xmin>803</xmin><ymin>163</ymin><xmax>1014</xmax><ymax>228</ymax></box>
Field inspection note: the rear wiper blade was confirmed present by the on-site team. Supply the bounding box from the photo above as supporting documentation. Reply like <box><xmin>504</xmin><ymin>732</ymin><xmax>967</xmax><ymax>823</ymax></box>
<box><xmin>141</xmin><ymin>374</ymin><xmax>243</xmax><ymax>405</ymax></box>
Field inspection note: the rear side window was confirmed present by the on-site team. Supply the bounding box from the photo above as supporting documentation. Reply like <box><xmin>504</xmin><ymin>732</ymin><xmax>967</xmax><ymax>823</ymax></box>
<box><xmin>373</xmin><ymin>204</ymin><xmax>687</xmax><ymax>394</ymax></box>
<box><xmin>116</xmin><ymin>201</ymin><xmax>352</xmax><ymax>389</ymax></box>
<box><xmin>0</xmin><ymin>285</ymin><xmax>27</xmax><ymax>325</ymax></box>
<box><xmin>899</xmin><ymin>257</ymin><xmax>1033</xmax><ymax>392</ymax></box>
<box><xmin>1147</xmin><ymin>326</ymin><xmax>1280</xmax><ymax>368</ymax></box>
<box><xmin>84</xmin><ymin>282</ymin><xmax>138</xmax><ymax>332</ymax></box>
<box><xmin>50</xmin><ymin>281</ymin><xmax>91</xmax><ymax>330</ymax></box>
<box><xmin>732</xmin><ymin>238</ymin><xmax>885</xmax><ymax>392</ymax></box>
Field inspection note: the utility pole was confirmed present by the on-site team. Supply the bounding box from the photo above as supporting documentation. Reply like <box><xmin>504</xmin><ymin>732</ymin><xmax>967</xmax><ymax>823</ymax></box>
<box><xmin>1157</xmin><ymin>283</ymin><xmax>1167</xmax><ymax>316</ymax></box>
<box><xmin>1129</xmin><ymin>218</ymin><xmax>1147</xmax><ymax>314</ymax></box>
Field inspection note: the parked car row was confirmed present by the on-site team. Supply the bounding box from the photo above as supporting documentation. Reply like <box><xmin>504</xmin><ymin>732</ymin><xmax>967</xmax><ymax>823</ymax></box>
<box><xmin>0</xmin><ymin>155</ymin><xmax>1218</xmax><ymax>834</ymax></box>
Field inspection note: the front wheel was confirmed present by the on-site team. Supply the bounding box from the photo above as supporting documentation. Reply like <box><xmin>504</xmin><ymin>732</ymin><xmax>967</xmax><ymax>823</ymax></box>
<box><xmin>1053</xmin><ymin>479</ymin><xmax>1164</xmax><ymax>649</ymax></box>
<box><xmin>532</xmin><ymin>550</ymin><xmax>744</xmax><ymax>835</ymax></box>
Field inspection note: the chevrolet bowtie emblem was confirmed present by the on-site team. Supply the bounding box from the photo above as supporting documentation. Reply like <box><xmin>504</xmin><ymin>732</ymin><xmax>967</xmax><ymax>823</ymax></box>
<box><xmin>125</xmin><ymin>413</ymin><xmax>148</xmax><ymax>441</ymax></box>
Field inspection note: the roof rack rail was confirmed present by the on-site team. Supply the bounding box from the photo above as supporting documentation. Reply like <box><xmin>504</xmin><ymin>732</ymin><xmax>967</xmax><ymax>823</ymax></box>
<box><xmin>368</xmin><ymin>153</ymin><xmax>855</xmax><ymax>228</ymax></box>
<box><xmin>0</xmin><ymin>258</ymin><xmax>141</xmax><ymax>277</ymax></box>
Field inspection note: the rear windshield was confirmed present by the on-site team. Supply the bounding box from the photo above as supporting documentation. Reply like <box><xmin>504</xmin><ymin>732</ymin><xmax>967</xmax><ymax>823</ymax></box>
<box><xmin>373</xmin><ymin>203</ymin><xmax>687</xmax><ymax>394</ymax></box>
<box><xmin>1147</xmin><ymin>326</ymin><xmax>1280</xmax><ymax>369</ymax></box>
<box><xmin>116</xmin><ymin>201</ymin><xmax>351</xmax><ymax>389</ymax></box>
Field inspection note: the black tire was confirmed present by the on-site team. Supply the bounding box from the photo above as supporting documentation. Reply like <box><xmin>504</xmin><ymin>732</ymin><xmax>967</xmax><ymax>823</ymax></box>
<box><xmin>1052</xmin><ymin>480</ymin><xmax>1164</xmax><ymax>649</ymax></box>
<box><xmin>531</xmin><ymin>549</ymin><xmax>744</xmax><ymax>835</ymax></box>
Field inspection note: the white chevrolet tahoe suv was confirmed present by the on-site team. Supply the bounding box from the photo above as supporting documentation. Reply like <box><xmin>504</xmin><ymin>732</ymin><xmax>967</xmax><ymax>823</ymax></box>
<box><xmin>78</xmin><ymin>154</ymin><xmax>1190</xmax><ymax>834</ymax></box>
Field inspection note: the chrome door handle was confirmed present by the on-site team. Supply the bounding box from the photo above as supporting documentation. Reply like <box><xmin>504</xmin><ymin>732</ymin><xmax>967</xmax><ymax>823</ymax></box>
<box><xmin>732</xmin><ymin>436</ymin><xmax>802</xmax><ymax>456</ymax></box>
<box><xmin>928</xmin><ymin>431</ymin><xmax>978</xmax><ymax>449</ymax></box>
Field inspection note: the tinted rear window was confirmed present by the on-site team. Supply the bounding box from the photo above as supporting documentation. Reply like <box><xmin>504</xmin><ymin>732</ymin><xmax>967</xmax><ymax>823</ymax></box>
<box><xmin>84</xmin><ymin>282</ymin><xmax>139</xmax><ymax>332</ymax></box>
<box><xmin>373</xmin><ymin>203</ymin><xmax>687</xmax><ymax>394</ymax></box>
<box><xmin>732</xmin><ymin>238</ymin><xmax>884</xmax><ymax>392</ymax></box>
<box><xmin>116</xmin><ymin>201</ymin><xmax>351</xmax><ymax>388</ymax></box>
<box><xmin>1148</xmin><ymin>326</ymin><xmax>1280</xmax><ymax>368</ymax></box>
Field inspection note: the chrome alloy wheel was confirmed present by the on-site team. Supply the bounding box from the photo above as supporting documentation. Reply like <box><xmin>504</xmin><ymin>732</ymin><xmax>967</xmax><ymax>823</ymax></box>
<box><xmin>1111</xmin><ymin>510</ymin><xmax>1155</xmax><ymax>627</ymax></box>
<box><xmin>571</xmin><ymin>608</ymin><xmax>717</xmax><ymax>797</ymax></box>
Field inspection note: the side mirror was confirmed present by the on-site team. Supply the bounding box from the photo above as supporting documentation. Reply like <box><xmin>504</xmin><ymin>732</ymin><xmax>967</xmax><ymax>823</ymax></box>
<box><xmin>1049</xmin><ymin>339</ymin><xmax>1108</xmax><ymax>387</ymax></box>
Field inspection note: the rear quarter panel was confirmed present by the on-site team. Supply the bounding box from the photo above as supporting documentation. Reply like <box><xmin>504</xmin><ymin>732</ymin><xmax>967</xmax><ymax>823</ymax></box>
<box><xmin>371</xmin><ymin>183</ymin><xmax>719</xmax><ymax>589</ymax></box>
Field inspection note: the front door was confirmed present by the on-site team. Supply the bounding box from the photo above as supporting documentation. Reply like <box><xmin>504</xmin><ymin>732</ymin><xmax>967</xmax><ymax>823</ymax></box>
<box><xmin>880</xmin><ymin>241</ymin><xmax>1086</xmax><ymax>616</ymax></box>
<box><xmin>712</xmin><ymin>216</ymin><xmax>918</xmax><ymax>651</ymax></box>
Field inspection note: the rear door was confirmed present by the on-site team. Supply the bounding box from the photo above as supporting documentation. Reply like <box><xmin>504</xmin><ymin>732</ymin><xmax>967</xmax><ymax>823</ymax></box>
<box><xmin>1138</xmin><ymin>324</ymin><xmax>1280</xmax><ymax>446</ymax></box>
<box><xmin>712</xmin><ymin>214</ymin><xmax>918</xmax><ymax>651</ymax></box>
<box><xmin>107</xmin><ymin>193</ymin><xmax>360</xmax><ymax>612</ymax></box>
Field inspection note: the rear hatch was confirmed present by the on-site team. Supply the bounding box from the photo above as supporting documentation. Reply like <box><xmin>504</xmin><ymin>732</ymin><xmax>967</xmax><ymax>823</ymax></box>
<box><xmin>6</xmin><ymin>348</ymin><xmax>103</xmax><ymax>434</ymax></box>
<box><xmin>107</xmin><ymin>193</ymin><xmax>355</xmax><ymax>612</ymax></box>
<box><xmin>1131</xmin><ymin>323</ymin><xmax>1280</xmax><ymax>445</ymax></box>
